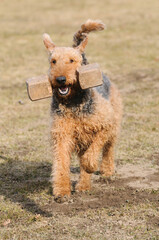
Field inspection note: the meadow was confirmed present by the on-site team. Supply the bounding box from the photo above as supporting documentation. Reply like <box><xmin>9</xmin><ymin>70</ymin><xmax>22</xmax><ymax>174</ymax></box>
<box><xmin>0</xmin><ymin>0</ymin><xmax>159</xmax><ymax>239</ymax></box>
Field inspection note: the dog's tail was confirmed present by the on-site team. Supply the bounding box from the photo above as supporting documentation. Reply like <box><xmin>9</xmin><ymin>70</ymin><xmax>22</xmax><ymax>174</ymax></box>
<box><xmin>73</xmin><ymin>19</ymin><xmax>105</xmax><ymax>47</ymax></box>
<box><xmin>73</xmin><ymin>19</ymin><xmax>105</xmax><ymax>64</ymax></box>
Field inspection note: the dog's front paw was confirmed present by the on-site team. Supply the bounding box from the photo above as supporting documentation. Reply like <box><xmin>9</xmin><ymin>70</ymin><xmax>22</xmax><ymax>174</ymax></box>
<box><xmin>53</xmin><ymin>187</ymin><xmax>70</xmax><ymax>203</ymax></box>
<box><xmin>54</xmin><ymin>194</ymin><xmax>70</xmax><ymax>203</ymax></box>
<box><xmin>81</xmin><ymin>154</ymin><xmax>98</xmax><ymax>173</ymax></box>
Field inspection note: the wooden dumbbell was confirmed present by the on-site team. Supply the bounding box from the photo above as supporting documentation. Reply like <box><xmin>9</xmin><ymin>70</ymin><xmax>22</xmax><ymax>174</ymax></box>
<box><xmin>26</xmin><ymin>63</ymin><xmax>103</xmax><ymax>101</ymax></box>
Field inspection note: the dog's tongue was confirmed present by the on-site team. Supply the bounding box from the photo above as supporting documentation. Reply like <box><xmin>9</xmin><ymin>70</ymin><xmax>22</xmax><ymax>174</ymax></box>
<box><xmin>60</xmin><ymin>87</ymin><xmax>67</xmax><ymax>91</ymax></box>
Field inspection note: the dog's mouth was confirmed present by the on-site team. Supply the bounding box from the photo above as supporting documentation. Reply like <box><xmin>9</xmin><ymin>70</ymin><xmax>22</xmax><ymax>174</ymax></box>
<box><xmin>58</xmin><ymin>86</ymin><xmax>70</xmax><ymax>96</ymax></box>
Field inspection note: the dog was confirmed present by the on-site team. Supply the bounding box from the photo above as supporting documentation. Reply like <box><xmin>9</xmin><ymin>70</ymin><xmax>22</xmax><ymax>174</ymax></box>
<box><xmin>43</xmin><ymin>19</ymin><xmax>122</xmax><ymax>202</ymax></box>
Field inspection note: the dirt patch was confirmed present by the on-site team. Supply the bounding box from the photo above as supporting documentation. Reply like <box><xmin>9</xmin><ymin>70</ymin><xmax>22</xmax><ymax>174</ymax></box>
<box><xmin>1</xmin><ymin>159</ymin><xmax>158</xmax><ymax>218</ymax></box>
<box><xmin>147</xmin><ymin>216</ymin><xmax>159</xmax><ymax>229</ymax></box>
<box><xmin>40</xmin><ymin>164</ymin><xmax>159</xmax><ymax>216</ymax></box>
<box><xmin>117</xmin><ymin>164</ymin><xmax>159</xmax><ymax>190</ymax></box>
<box><xmin>42</xmin><ymin>183</ymin><xmax>159</xmax><ymax>217</ymax></box>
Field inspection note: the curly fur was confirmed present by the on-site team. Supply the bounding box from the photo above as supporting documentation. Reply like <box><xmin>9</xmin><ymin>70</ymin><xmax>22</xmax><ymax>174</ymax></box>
<box><xmin>43</xmin><ymin>20</ymin><xmax>122</xmax><ymax>202</ymax></box>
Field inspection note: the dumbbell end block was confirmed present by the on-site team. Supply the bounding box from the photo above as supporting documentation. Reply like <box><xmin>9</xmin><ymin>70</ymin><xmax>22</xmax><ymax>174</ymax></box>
<box><xmin>26</xmin><ymin>75</ymin><xmax>52</xmax><ymax>101</ymax></box>
<box><xmin>77</xmin><ymin>63</ymin><xmax>103</xmax><ymax>89</ymax></box>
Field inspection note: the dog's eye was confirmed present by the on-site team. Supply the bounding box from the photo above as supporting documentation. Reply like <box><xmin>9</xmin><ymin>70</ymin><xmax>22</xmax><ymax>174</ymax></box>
<box><xmin>52</xmin><ymin>59</ymin><xmax>56</xmax><ymax>64</ymax></box>
<box><xmin>70</xmin><ymin>59</ymin><xmax>74</xmax><ymax>63</ymax></box>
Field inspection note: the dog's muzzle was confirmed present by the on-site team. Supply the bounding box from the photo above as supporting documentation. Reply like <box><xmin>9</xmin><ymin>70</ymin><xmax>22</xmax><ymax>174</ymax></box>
<box><xmin>55</xmin><ymin>76</ymin><xmax>70</xmax><ymax>96</ymax></box>
<box><xmin>56</xmin><ymin>76</ymin><xmax>66</xmax><ymax>85</ymax></box>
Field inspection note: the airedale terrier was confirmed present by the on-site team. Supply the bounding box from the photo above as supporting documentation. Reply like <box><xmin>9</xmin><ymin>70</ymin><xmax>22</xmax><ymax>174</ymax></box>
<box><xmin>43</xmin><ymin>20</ymin><xmax>122</xmax><ymax>202</ymax></box>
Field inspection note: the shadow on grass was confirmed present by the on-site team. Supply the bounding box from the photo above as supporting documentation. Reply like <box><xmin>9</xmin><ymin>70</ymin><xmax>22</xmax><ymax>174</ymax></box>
<box><xmin>0</xmin><ymin>155</ymin><xmax>53</xmax><ymax>217</ymax></box>
<box><xmin>1</xmin><ymin>154</ymin><xmax>159</xmax><ymax>217</ymax></box>
<box><xmin>0</xmin><ymin>155</ymin><xmax>84</xmax><ymax>217</ymax></box>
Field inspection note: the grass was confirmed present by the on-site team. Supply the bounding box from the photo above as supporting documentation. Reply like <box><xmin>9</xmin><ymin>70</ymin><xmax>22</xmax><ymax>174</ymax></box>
<box><xmin>0</xmin><ymin>0</ymin><xmax>159</xmax><ymax>239</ymax></box>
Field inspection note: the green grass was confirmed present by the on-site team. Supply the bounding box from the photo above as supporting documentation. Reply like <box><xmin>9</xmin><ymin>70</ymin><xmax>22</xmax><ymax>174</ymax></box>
<box><xmin>0</xmin><ymin>0</ymin><xmax>159</xmax><ymax>239</ymax></box>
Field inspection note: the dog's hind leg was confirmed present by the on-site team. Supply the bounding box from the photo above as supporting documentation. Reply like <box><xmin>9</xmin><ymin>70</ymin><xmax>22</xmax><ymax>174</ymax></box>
<box><xmin>100</xmin><ymin>141</ymin><xmax>115</xmax><ymax>177</ymax></box>
<box><xmin>76</xmin><ymin>165</ymin><xmax>91</xmax><ymax>192</ymax></box>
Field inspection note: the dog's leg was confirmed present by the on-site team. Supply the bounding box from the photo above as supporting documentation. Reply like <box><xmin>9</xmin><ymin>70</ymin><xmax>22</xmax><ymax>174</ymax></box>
<box><xmin>81</xmin><ymin>130</ymin><xmax>109</xmax><ymax>173</ymax></box>
<box><xmin>76</xmin><ymin>165</ymin><xmax>91</xmax><ymax>192</ymax></box>
<box><xmin>51</xmin><ymin>124</ymin><xmax>74</xmax><ymax>202</ymax></box>
<box><xmin>100</xmin><ymin>142</ymin><xmax>115</xmax><ymax>177</ymax></box>
<box><xmin>52</xmin><ymin>139</ymin><xmax>72</xmax><ymax>201</ymax></box>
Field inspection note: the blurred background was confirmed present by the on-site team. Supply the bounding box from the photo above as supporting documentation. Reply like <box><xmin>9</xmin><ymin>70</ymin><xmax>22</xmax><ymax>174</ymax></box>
<box><xmin>0</xmin><ymin>0</ymin><xmax>159</xmax><ymax>239</ymax></box>
<box><xmin>0</xmin><ymin>0</ymin><xmax>158</xmax><ymax>165</ymax></box>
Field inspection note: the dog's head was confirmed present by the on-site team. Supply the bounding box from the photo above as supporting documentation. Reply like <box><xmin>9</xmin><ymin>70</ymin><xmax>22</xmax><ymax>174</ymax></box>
<box><xmin>43</xmin><ymin>33</ymin><xmax>88</xmax><ymax>99</ymax></box>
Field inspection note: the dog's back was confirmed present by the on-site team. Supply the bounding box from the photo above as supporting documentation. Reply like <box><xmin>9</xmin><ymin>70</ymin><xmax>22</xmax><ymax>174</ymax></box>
<box><xmin>94</xmin><ymin>73</ymin><xmax>111</xmax><ymax>100</ymax></box>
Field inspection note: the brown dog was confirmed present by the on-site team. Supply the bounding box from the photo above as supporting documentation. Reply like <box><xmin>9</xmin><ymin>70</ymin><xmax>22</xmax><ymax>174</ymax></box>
<box><xmin>43</xmin><ymin>19</ymin><xmax>122</xmax><ymax>202</ymax></box>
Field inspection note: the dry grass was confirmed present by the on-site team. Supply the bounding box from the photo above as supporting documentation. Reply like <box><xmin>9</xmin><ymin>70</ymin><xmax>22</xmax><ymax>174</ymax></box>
<box><xmin>0</xmin><ymin>0</ymin><xmax>159</xmax><ymax>239</ymax></box>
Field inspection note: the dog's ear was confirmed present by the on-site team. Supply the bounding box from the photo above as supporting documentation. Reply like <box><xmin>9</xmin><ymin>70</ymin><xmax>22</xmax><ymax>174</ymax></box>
<box><xmin>76</xmin><ymin>34</ymin><xmax>88</xmax><ymax>53</ymax></box>
<box><xmin>43</xmin><ymin>33</ymin><xmax>55</xmax><ymax>51</ymax></box>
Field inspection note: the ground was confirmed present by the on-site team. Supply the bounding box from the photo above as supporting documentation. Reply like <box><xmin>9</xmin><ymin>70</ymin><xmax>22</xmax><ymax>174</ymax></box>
<box><xmin>0</xmin><ymin>0</ymin><xmax>159</xmax><ymax>239</ymax></box>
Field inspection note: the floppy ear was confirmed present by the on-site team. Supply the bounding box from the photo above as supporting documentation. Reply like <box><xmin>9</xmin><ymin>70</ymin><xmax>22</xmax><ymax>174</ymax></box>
<box><xmin>43</xmin><ymin>33</ymin><xmax>56</xmax><ymax>51</ymax></box>
<box><xmin>76</xmin><ymin>34</ymin><xmax>88</xmax><ymax>53</ymax></box>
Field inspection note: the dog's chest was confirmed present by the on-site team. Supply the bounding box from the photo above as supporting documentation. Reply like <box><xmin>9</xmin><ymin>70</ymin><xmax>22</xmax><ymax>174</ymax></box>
<box><xmin>73</xmin><ymin>115</ymin><xmax>102</xmax><ymax>148</ymax></box>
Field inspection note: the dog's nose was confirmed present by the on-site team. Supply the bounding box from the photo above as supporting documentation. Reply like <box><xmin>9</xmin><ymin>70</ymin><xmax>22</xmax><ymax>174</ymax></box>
<box><xmin>56</xmin><ymin>76</ymin><xmax>66</xmax><ymax>85</ymax></box>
